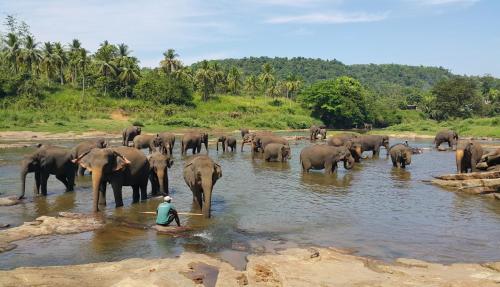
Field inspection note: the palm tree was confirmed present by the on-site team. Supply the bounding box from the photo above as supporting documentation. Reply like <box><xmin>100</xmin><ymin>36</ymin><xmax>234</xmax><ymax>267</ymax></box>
<box><xmin>118</xmin><ymin>56</ymin><xmax>140</xmax><ymax>97</ymax></box>
<box><xmin>173</xmin><ymin>66</ymin><xmax>193</xmax><ymax>86</ymax></box>
<box><xmin>95</xmin><ymin>58</ymin><xmax>116</xmax><ymax>95</ymax></box>
<box><xmin>3</xmin><ymin>33</ymin><xmax>21</xmax><ymax>73</ymax></box>
<box><xmin>267</xmin><ymin>82</ymin><xmax>280</xmax><ymax>99</ymax></box>
<box><xmin>259</xmin><ymin>63</ymin><xmax>275</xmax><ymax>99</ymax></box>
<box><xmin>244</xmin><ymin>75</ymin><xmax>259</xmax><ymax>96</ymax></box>
<box><xmin>117</xmin><ymin>43</ymin><xmax>130</xmax><ymax>57</ymax></box>
<box><xmin>77</xmin><ymin>49</ymin><xmax>90</xmax><ymax>97</ymax></box>
<box><xmin>210</xmin><ymin>62</ymin><xmax>225</xmax><ymax>93</ymax></box>
<box><xmin>160</xmin><ymin>49</ymin><xmax>180</xmax><ymax>74</ymax></box>
<box><xmin>195</xmin><ymin>60</ymin><xmax>214</xmax><ymax>101</ymax></box>
<box><xmin>227</xmin><ymin>66</ymin><xmax>242</xmax><ymax>95</ymax></box>
<box><xmin>52</xmin><ymin>42</ymin><xmax>67</xmax><ymax>85</ymax></box>
<box><xmin>22</xmin><ymin>35</ymin><xmax>41</xmax><ymax>75</ymax></box>
<box><xmin>68</xmin><ymin>39</ymin><xmax>82</xmax><ymax>86</ymax></box>
<box><xmin>41</xmin><ymin>42</ymin><xmax>56</xmax><ymax>86</ymax></box>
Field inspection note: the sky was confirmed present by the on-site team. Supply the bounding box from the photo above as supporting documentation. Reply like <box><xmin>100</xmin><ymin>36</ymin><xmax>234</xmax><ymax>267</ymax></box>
<box><xmin>1</xmin><ymin>0</ymin><xmax>498</xmax><ymax>76</ymax></box>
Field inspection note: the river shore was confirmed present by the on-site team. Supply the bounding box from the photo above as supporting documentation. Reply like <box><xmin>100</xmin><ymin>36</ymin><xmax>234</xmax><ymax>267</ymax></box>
<box><xmin>1</xmin><ymin>246</ymin><xmax>499</xmax><ymax>286</ymax></box>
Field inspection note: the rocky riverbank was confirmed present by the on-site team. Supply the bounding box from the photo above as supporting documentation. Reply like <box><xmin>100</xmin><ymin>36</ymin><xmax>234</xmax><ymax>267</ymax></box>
<box><xmin>0</xmin><ymin>246</ymin><xmax>499</xmax><ymax>286</ymax></box>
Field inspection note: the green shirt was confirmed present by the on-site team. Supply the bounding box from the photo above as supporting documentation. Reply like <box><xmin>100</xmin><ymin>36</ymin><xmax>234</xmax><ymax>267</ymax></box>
<box><xmin>156</xmin><ymin>202</ymin><xmax>174</xmax><ymax>225</ymax></box>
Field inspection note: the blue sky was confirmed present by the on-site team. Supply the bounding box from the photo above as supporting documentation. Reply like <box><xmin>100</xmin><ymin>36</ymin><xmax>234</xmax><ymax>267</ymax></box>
<box><xmin>1</xmin><ymin>0</ymin><xmax>498</xmax><ymax>76</ymax></box>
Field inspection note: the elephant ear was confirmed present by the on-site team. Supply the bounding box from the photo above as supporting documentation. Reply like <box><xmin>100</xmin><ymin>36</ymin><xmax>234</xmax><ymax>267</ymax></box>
<box><xmin>214</xmin><ymin>163</ymin><xmax>222</xmax><ymax>179</ymax></box>
<box><xmin>113</xmin><ymin>151</ymin><xmax>131</xmax><ymax>171</ymax></box>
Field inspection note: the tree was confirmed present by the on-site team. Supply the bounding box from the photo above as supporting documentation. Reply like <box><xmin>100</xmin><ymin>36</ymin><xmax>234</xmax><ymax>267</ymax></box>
<box><xmin>299</xmin><ymin>76</ymin><xmax>368</xmax><ymax>128</ymax></box>
<box><xmin>77</xmin><ymin>49</ymin><xmax>90</xmax><ymax>97</ymax></box>
<box><xmin>94</xmin><ymin>41</ymin><xmax>118</xmax><ymax>95</ymax></box>
<box><xmin>431</xmin><ymin>77</ymin><xmax>483</xmax><ymax>120</ymax></box>
<box><xmin>195</xmin><ymin>60</ymin><xmax>214</xmax><ymax>101</ymax></box>
<box><xmin>41</xmin><ymin>42</ymin><xmax>56</xmax><ymax>86</ymax></box>
<box><xmin>259</xmin><ymin>63</ymin><xmax>274</xmax><ymax>99</ymax></box>
<box><xmin>52</xmin><ymin>42</ymin><xmax>67</xmax><ymax>85</ymax></box>
<box><xmin>160</xmin><ymin>49</ymin><xmax>180</xmax><ymax>74</ymax></box>
<box><xmin>118</xmin><ymin>56</ymin><xmax>140</xmax><ymax>97</ymax></box>
<box><xmin>21</xmin><ymin>35</ymin><xmax>41</xmax><ymax>75</ymax></box>
<box><xmin>133</xmin><ymin>70</ymin><xmax>192</xmax><ymax>105</ymax></box>
<box><xmin>227</xmin><ymin>66</ymin><xmax>242</xmax><ymax>95</ymax></box>
<box><xmin>244</xmin><ymin>74</ymin><xmax>259</xmax><ymax>96</ymax></box>
<box><xmin>210</xmin><ymin>62</ymin><xmax>226</xmax><ymax>93</ymax></box>
<box><xmin>68</xmin><ymin>39</ymin><xmax>82</xmax><ymax>86</ymax></box>
<box><xmin>3</xmin><ymin>33</ymin><xmax>21</xmax><ymax>73</ymax></box>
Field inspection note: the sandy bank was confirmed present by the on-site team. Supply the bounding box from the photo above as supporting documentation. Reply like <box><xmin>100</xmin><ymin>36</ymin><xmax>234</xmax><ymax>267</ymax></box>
<box><xmin>0</xmin><ymin>246</ymin><xmax>499</xmax><ymax>286</ymax></box>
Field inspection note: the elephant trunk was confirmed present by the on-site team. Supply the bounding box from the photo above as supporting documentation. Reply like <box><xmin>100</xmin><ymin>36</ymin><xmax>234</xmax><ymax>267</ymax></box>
<box><xmin>201</xmin><ymin>180</ymin><xmax>213</xmax><ymax>218</ymax></box>
<box><xmin>19</xmin><ymin>165</ymin><xmax>29</xmax><ymax>199</ymax></box>
<box><xmin>456</xmin><ymin>149</ymin><xmax>464</xmax><ymax>173</ymax></box>
<box><xmin>91</xmin><ymin>169</ymin><xmax>103</xmax><ymax>212</ymax></box>
<box><xmin>343</xmin><ymin>155</ymin><xmax>355</xmax><ymax>170</ymax></box>
<box><xmin>157</xmin><ymin>169</ymin><xmax>168</xmax><ymax>195</ymax></box>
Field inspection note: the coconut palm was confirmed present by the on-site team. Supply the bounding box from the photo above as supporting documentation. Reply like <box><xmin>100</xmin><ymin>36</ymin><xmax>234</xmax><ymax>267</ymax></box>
<box><xmin>41</xmin><ymin>42</ymin><xmax>56</xmax><ymax>86</ymax></box>
<box><xmin>210</xmin><ymin>62</ymin><xmax>225</xmax><ymax>93</ymax></box>
<box><xmin>117</xmin><ymin>43</ymin><xmax>130</xmax><ymax>57</ymax></box>
<box><xmin>3</xmin><ymin>33</ymin><xmax>21</xmax><ymax>73</ymax></box>
<box><xmin>267</xmin><ymin>82</ymin><xmax>280</xmax><ymax>99</ymax></box>
<box><xmin>22</xmin><ymin>35</ymin><xmax>41</xmax><ymax>75</ymax></box>
<box><xmin>227</xmin><ymin>66</ymin><xmax>243</xmax><ymax>95</ymax></box>
<box><xmin>52</xmin><ymin>42</ymin><xmax>67</xmax><ymax>85</ymax></box>
<box><xmin>195</xmin><ymin>60</ymin><xmax>214</xmax><ymax>101</ymax></box>
<box><xmin>77</xmin><ymin>49</ymin><xmax>90</xmax><ymax>97</ymax></box>
<box><xmin>244</xmin><ymin>74</ymin><xmax>259</xmax><ymax>96</ymax></box>
<box><xmin>160</xmin><ymin>48</ymin><xmax>180</xmax><ymax>74</ymax></box>
<box><xmin>259</xmin><ymin>63</ymin><xmax>275</xmax><ymax>99</ymax></box>
<box><xmin>68</xmin><ymin>39</ymin><xmax>82</xmax><ymax>86</ymax></box>
<box><xmin>118</xmin><ymin>56</ymin><xmax>140</xmax><ymax>97</ymax></box>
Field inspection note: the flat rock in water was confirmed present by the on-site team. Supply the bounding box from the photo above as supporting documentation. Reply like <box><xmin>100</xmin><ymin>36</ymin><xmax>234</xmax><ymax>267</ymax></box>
<box><xmin>153</xmin><ymin>225</ymin><xmax>193</xmax><ymax>234</ymax></box>
<box><xmin>0</xmin><ymin>196</ymin><xmax>21</xmax><ymax>207</ymax></box>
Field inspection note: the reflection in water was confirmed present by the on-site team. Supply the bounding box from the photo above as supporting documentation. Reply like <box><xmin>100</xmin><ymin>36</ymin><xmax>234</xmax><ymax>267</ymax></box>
<box><xmin>1</xmin><ymin>136</ymin><xmax>500</xmax><ymax>269</ymax></box>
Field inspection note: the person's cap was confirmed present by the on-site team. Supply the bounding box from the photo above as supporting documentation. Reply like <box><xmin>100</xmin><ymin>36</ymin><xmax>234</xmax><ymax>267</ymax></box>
<box><xmin>164</xmin><ymin>196</ymin><xmax>172</xmax><ymax>202</ymax></box>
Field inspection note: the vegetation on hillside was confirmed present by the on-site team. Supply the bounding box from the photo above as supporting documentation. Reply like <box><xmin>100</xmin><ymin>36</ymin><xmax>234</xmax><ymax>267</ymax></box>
<box><xmin>0</xmin><ymin>15</ymin><xmax>499</xmax><ymax>135</ymax></box>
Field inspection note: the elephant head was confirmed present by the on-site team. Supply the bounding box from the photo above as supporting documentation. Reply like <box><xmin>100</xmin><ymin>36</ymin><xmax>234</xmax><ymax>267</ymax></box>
<box><xmin>148</xmin><ymin>152</ymin><xmax>173</xmax><ymax>195</ymax></box>
<box><xmin>19</xmin><ymin>153</ymin><xmax>41</xmax><ymax>199</ymax></box>
<box><xmin>381</xmin><ymin>135</ymin><xmax>390</xmax><ymax>150</ymax></box>
<box><xmin>400</xmin><ymin>148</ymin><xmax>412</xmax><ymax>166</ymax></box>
<box><xmin>95</xmin><ymin>138</ymin><xmax>108</xmax><ymax>148</ymax></box>
<box><xmin>281</xmin><ymin>145</ymin><xmax>292</xmax><ymax>161</ymax></box>
<box><xmin>184</xmin><ymin>157</ymin><xmax>222</xmax><ymax>218</ymax></box>
<box><xmin>337</xmin><ymin>147</ymin><xmax>355</xmax><ymax>170</ymax></box>
<box><xmin>72</xmin><ymin>148</ymin><xmax>130</xmax><ymax>212</ymax></box>
<box><xmin>217</xmin><ymin>136</ymin><xmax>227</xmax><ymax>151</ymax></box>
<box><xmin>135</xmin><ymin>126</ymin><xmax>142</xmax><ymax>135</ymax></box>
<box><xmin>345</xmin><ymin>141</ymin><xmax>363</xmax><ymax>162</ymax></box>
<box><xmin>201</xmin><ymin>132</ymin><xmax>209</xmax><ymax>151</ymax></box>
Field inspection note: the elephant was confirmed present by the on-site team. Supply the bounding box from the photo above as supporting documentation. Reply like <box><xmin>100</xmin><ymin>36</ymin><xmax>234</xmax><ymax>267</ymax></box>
<box><xmin>326</xmin><ymin>133</ymin><xmax>358</xmax><ymax>147</ymax></box>
<box><xmin>434</xmin><ymin>130</ymin><xmax>458</xmax><ymax>149</ymax></box>
<box><xmin>181</xmin><ymin>132</ymin><xmax>209</xmax><ymax>155</ymax></box>
<box><xmin>183</xmin><ymin>155</ymin><xmax>222</xmax><ymax>218</ymax></box>
<box><xmin>216</xmin><ymin>135</ymin><xmax>237</xmax><ymax>152</ymax></box>
<box><xmin>122</xmin><ymin>126</ymin><xmax>142</xmax><ymax>146</ymax></box>
<box><xmin>133</xmin><ymin>134</ymin><xmax>163</xmax><ymax>154</ymax></box>
<box><xmin>240</xmin><ymin>128</ymin><xmax>250</xmax><ymax>139</ymax></box>
<box><xmin>20</xmin><ymin>146</ymin><xmax>76</xmax><ymax>199</ymax></box>
<box><xmin>309</xmin><ymin>125</ymin><xmax>320</xmax><ymax>141</ymax></box>
<box><xmin>158</xmin><ymin>132</ymin><xmax>176</xmax><ymax>155</ymax></box>
<box><xmin>252</xmin><ymin>135</ymin><xmax>289</xmax><ymax>153</ymax></box>
<box><xmin>343</xmin><ymin>140</ymin><xmax>364</xmax><ymax>162</ymax></box>
<box><xmin>352</xmin><ymin>135</ymin><xmax>390</xmax><ymax>157</ymax></box>
<box><xmin>456</xmin><ymin>140</ymin><xmax>483</xmax><ymax>173</ymax></box>
<box><xmin>364</xmin><ymin>123</ymin><xmax>373</xmax><ymax>130</ymax></box>
<box><xmin>148</xmin><ymin>151</ymin><xmax>173</xmax><ymax>196</ymax></box>
<box><xmin>72</xmin><ymin>146</ymin><xmax>150</xmax><ymax>212</ymax></box>
<box><xmin>389</xmin><ymin>143</ymin><xmax>412</xmax><ymax>168</ymax></box>
<box><xmin>70</xmin><ymin>138</ymin><xmax>108</xmax><ymax>176</ymax></box>
<box><xmin>300</xmin><ymin>145</ymin><xmax>355</xmax><ymax>174</ymax></box>
<box><xmin>263</xmin><ymin>143</ymin><xmax>291</xmax><ymax>162</ymax></box>
<box><xmin>318</xmin><ymin>128</ymin><xmax>327</xmax><ymax>140</ymax></box>
<box><xmin>477</xmin><ymin>148</ymin><xmax>500</xmax><ymax>170</ymax></box>
<box><xmin>241</xmin><ymin>133</ymin><xmax>256</xmax><ymax>152</ymax></box>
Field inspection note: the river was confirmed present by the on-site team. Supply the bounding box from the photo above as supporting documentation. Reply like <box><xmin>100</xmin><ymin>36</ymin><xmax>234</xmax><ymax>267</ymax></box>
<box><xmin>1</xmin><ymin>132</ymin><xmax>499</xmax><ymax>270</ymax></box>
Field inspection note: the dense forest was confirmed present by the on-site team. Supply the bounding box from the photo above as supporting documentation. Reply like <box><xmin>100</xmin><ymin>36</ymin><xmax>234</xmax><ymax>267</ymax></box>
<box><xmin>1</xmin><ymin>15</ymin><xmax>499</xmax><ymax>131</ymax></box>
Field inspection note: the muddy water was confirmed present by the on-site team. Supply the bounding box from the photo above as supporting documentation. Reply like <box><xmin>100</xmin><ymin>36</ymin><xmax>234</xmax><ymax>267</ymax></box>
<box><xmin>1</xmin><ymin>133</ymin><xmax>500</xmax><ymax>270</ymax></box>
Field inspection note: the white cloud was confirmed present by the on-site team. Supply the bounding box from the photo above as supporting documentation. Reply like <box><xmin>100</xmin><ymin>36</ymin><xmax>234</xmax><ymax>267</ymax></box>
<box><xmin>266</xmin><ymin>11</ymin><xmax>389</xmax><ymax>24</ymax></box>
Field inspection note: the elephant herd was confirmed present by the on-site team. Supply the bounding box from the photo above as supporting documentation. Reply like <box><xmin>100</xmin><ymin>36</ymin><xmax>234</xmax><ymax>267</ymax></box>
<box><xmin>17</xmin><ymin>125</ymin><xmax>497</xmax><ymax>219</ymax></box>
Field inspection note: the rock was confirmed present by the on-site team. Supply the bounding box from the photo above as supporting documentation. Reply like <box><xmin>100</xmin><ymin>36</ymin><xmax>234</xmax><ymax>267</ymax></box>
<box><xmin>0</xmin><ymin>196</ymin><xmax>22</xmax><ymax>207</ymax></box>
<box><xmin>0</xmin><ymin>213</ymin><xmax>104</xmax><ymax>253</ymax></box>
<box><xmin>435</xmin><ymin>171</ymin><xmax>500</xmax><ymax>180</ymax></box>
<box><xmin>0</xmin><ymin>224</ymin><xmax>10</xmax><ymax>229</ymax></box>
<box><xmin>153</xmin><ymin>225</ymin><xmax>193</xmax><ymax>235</ymax></box>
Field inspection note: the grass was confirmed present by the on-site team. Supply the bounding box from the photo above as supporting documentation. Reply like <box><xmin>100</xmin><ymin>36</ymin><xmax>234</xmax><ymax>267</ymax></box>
<box><xmin>0</xmin><ymin>87</ymin><xmax>320</xmax><ymax>134</ymax></box>
<box><xmin>379</xmin><ymin>110</ymin><xmax>500</xmax><ymax>138</ymax></box>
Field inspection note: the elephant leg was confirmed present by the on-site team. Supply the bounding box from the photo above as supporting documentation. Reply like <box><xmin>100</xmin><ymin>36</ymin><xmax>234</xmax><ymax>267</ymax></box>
<box><xmin>56</xmin><ymin>174</ymin><xmax>70</xmax><ymax>191</ymax></box>
<box><xmin>448</xmin><ymin>140</ymin><xmax>452</xmax><ymax>148</ymax></box>
<box><xmin>324</xmin><ymin>161</ymin><xmax>333</xmax><ymax>174</ymax></box>
<box><xmin>34</xmin><ymin>171</ymin><xmax>41</xmax><ymax>195</ymax></box>
<box><xmin>77</xmin><ymin>166</ymin><xmax>86</xmax><ymax>176</ymax></box>
<box><xmin>66</xmin><ymin>171</ymin><xmax>75</xmax><ymax>191</ymax></box>
<box><xmin>132</xmin><ymin>186</ymin><xmax>140</xmax><ymax>203</ymax></box>
<box><xmin>99</xmin><ymin>181</ymin><xmax>107</xmax><ymax>206</ymax></box>
<box><xmin>111</xmin><ymin>182</ymin><xmax>124</xmax><ymax>208</ymax></box>
<box><xmin>149</xmin><ymin>173</ymin><xmax>159</xmax><ymax>196</ymax></box>
<box><xmin>40</xmin><ymin>172</ymin><xmax>50</xmax><ymax>196</ymax></box>
<box><xmin>140</xmin><ymin>183</ymin><xmax>148</xmax><ymax>201</ymax></box>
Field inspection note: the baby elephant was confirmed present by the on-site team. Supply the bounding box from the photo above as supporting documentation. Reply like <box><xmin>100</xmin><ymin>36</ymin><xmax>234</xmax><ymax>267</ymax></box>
<box><xmin>216</xmin><ymin>136</ymin><xmax>237</xmax><ymax>152</ymax></box>
<box><xmin>263</xmin><ymin>143</ymin><xmax>291</xmax><ymax>162</ymax></box>
<box><xmin>148</xmin><ymin>151</ymin><xmax>174</xmax><ymax>196</ymax></box>
<box><xmin>389</xmin><ymin>144</ymin><xmax>412</xmax><ymax>168</ymax></box>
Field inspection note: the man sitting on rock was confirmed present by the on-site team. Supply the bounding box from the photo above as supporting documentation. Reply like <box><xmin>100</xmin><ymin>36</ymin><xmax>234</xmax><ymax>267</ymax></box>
<box><xmin>156</xmin><ymin>196</ymin><xmax>180</xmax><ymax>227</ymax></box>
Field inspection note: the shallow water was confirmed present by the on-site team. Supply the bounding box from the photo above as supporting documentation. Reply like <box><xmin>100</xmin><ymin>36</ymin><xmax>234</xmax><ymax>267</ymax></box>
<box><xmin>1</xmin><ymin>133</ymin><xmax>500</xmax><ymax>270</ymax></box>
